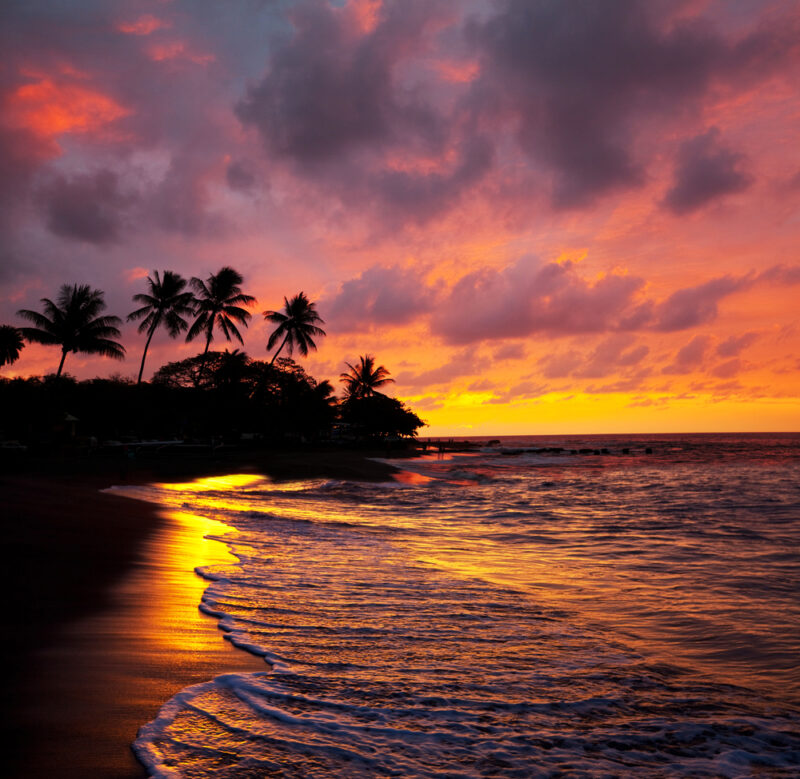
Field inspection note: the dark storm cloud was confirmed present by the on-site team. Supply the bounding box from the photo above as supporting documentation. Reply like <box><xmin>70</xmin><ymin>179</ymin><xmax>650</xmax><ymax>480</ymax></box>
<box><xmin>234</xmin><ymin>0</ymin><xmax>799</xmax><ymax>219</ymax></box>
<box><xmin>37</xmin><ymin>169</ymin><xmax>134</xmax><ymax>244</ymax></box>
<box><xmin>663</xmin><ymin>129</ymin><xmax>752</xmax><ymax>214</ymax></box>
<box><xmin>226</xmin><ymin>160</ymin><xmax>257</xmax><ymax>192</ymax></box>
<box><xmin>235</xmin><ymin>0</ymin><xmax>486</xmax><ymax>224</ymax></box>
<box><xmin>469</xmin><ymin>0</ymin><xmax>724</xmax><ymax>207</ymax></box>
<box><xmin>469</xmin><ymin>0</ymin><xmax>799</xmax><ymax>209</ymax></box>
<box><xmin>236</xmin><ymin>0</ymin><xmax>451</xmax><ymax>165</ymax></box>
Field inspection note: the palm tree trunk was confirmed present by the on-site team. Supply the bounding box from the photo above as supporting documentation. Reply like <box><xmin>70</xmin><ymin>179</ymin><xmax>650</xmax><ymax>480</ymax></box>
<box><xmin>137</xmin><ymin>324</ymin><xmax>157</xmax><ymax>385</ymax></box>
<box><xmin>269</xmin><ymin>333</ymin><xmax>289</xmax><ymax>366</ymax></box>
<box><xmin>56</xmin><ymin>348</ymin><xmax>68</xmax><ymax>378</ymax></box>
<box><xmin>195</xmin><ymin>329</ymin><xmax>214</xmax><ymax>387</ymax></box>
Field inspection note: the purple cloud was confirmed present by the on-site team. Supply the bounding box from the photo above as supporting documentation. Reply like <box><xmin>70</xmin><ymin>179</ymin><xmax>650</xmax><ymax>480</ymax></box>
<box><xmin>325</xmin><ymin>264</ymin><xmax>439</xmax><ymax>332</ymax></box>
<box><xmin>467</xmin><ymin>0</ymin><xmax>792</xmax><ymax>209</ymax></box>
<box><xmin>37</xmin><ymin>169</ymin><xmax>134</xmax><ymax>244</ymax></box>
<box><xmin>717</xmin><ymin>332</ymin><xmax>758</xmax><ymax>358</ymax></box>
<box><xmin>652</xmin><ymin>275</ymin><xmax>750</xmax><ymax>331</ymax></box>
<box><xmin>431</xmin><ymin>257</ymin><xmax>646</xmax><ymax>344</ymax></box>
<box><xmin>663</xmin><ymin>128</ymin><xmax>752</xmax><ymax>214</ymax></box>
<box><xmin>662</xmin><ymin>334</ymin><xmax>711</xmax><ymax>374</ymax></box>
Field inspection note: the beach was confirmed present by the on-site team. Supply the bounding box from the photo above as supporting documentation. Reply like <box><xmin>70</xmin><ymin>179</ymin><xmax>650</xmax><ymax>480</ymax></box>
<box><xmin>3</xmin><ymin>449</ymin><xmax>401</xmax><ymax>778</ymax></box>
<box><xmin>5</xmin><ymin>435</ymin><xmax>800</xmax><ymax>777</ymax></box>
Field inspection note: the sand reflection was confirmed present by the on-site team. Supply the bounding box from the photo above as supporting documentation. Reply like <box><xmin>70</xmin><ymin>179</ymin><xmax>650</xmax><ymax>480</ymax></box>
<box><xmin>20</xmin><ymin>496</ymin><xmax>264</xmax><ymax>778</ymax></box>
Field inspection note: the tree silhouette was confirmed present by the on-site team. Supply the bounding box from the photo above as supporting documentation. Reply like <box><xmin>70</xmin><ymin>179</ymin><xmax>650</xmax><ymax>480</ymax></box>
<box><xmin>128</xmin><ymin>270</ymin><xmax>196</xmax><ymax>384</ymax></box>
<box><xmin>0</xmin><ymin>325</ymin><xmax>24</xmax><ymax>367</ymax></box>
<box><xmin>264</xmin><ymin>292</ymin><xmax>326</xmax><ymax>365</ymax></box>
<box><xmin>186</xmin><ymin>267</ymin><xmax>255</xmax><ymax>382</ymax></box>
<box><xmin>340</xmin><ymin>354</ymin><xmax>394</xmax><ymax>400</ymax></box>
<box><xmin>17</xmin><ymin>284</ymin><xmax>125</xmax><ymax>377</ymax></box>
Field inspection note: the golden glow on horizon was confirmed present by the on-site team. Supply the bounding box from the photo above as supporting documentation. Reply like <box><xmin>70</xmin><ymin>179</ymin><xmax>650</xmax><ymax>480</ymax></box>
<box><xmin>418</xmin><ymin>391</ymin><xmax>800</xmax><ymax>436</ymax></box>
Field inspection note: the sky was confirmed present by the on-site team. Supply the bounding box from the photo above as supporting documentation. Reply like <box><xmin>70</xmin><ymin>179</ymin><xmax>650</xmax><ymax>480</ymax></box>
<box><xmin>1</xmin><ymin>0</ymin><xmax>799</xmax><ymax>436</ymax></box>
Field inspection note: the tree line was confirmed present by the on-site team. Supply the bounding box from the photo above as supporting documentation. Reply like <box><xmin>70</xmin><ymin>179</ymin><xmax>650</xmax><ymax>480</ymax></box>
<box><xmin>0</xmin><ymin>268</ymin><xmax>424</xmax><ymax>445</ymax></box>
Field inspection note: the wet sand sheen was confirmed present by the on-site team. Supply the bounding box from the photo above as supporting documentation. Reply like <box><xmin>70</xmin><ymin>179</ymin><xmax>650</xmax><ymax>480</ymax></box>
<box><xmin>15</xmin><ymin>505</ymin><xmax>265</xmax><ymax>779</ymax></box>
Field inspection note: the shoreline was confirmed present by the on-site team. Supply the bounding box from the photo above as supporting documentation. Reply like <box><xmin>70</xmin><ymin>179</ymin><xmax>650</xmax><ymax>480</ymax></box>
<box><xmin>4</xmin><ymin>448</ymin><xmax>405</xmax><ymax>777</ymax></box>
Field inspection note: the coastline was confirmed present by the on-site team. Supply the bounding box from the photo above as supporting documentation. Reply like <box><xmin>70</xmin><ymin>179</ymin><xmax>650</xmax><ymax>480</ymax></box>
<box><xmin>3</xmin><ymin>448</ymin><xmax>404</xmax><ymax>778</ymax></box>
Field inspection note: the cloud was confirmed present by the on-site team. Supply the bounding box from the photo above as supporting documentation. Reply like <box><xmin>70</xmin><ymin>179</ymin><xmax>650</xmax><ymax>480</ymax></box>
<box><xmin>662</xmin><ymin>334</ymin><xmax>711</xmax><ymax>374</ymax></box>
<box><xmin>663</xmin><ymin>128</ymin><xmax>752</xmax><ymax>214</ymax></box>
<box><xmin>226</xmin><ymin>160</ymin><xmax>256</xmax><ymax>192</ymax></box>
<box><xmin>235</xmin><ymin>0</ymin><xmax>494</xmax><ymax>225</ymax></box>
<box><xmin>574</xmin><ymin>334</ymin><xmax>649</xmax><ymax>378</ymax></box>
<box><xmin>395</xmin><ymin>348</ymin><xmax>483</xmax><ymax>388</ymax></box>
<box><xmin>487</xmin><ymin>379</ymin><xmax>550</xmax><ymax>404</ymax></box>
<box><xmin>37</xmin><ymin>169</ymin><xmax>135</xmax><ymax>244</ymax></box>
<box><xmin>756</xmin><ymin>264</ymin><xmax>800</xmax><ymax>285</ymax></box>
<box><xmin>325</xmin><ymin>264</ymin><xmax>439</xmax><ymax>331</ymax></box>
<box><xmin>539</xmin><ymin>350</ymin><xmax>582</xmax><ymax>379</ymax></box>
<box><xmin>540</xmin><ymin>334</ymin><xmax>648</xmax><ymax>379</ymax></box>
<box><xmin>717</xmin><ymin>332</ymin><xmax>758</xmax><ymax>357</ymax></box>
<box><xmin>468</xmin><ymin>0</ymin><xmax>794</xmax><ymax>209</ymax></box>
<box><xmin>431</xmin><ymin>256</ymin><xmax>646</xmax><ymax>344</ymax></box>
<box><xmin>711</xmin><ymin>358</ymin><xmax>741</xmax><ymax>379</ymax></box>
<box><xmin>652</xmin><ymin>274</ymin><xmax>750</xmax><ymax>331</ymax></box>
<box><xmin>492</xmin><ymin>342</ymin><xmax>526</xmax><ymax>361</ymax></box>
<box><xmin>236</xmin><ymin>0</ymin><xmax>450</xmax><ymax>165</ymax></box>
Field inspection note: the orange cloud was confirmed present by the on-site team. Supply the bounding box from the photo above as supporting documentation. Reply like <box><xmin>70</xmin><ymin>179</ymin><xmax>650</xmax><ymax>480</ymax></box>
<box><xmin>347</xmin><ymin>0</ymin><xmax>382</xmax><ymax>35</ymax></box>
<box><xmin>147</xmin><ymin>41</ymin><xmax>216</xmax><ymax>65</ymax></box>
<box><xmin>434</xmin><ymin>60</ymin><xmax>480</xmax><ymax>83</ymax></box>
<box><xmin>6</xmin><ymin>78</ymin><xmax>129</xmax><ymax>139</ymax></box>
<box><xmin>124</xmin><ymin>267</ymin><xmax>150</xmax><ymax>283</ymax></box>
<box><xmin>116</xmin><ymin>14</ymin><xmax>170</xmax><ymax>36</ymax></box>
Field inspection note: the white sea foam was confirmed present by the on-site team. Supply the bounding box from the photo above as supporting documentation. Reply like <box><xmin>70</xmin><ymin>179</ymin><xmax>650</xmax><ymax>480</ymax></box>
<box><xmin>130</xmin><ymin>434</ymin><xmax>800</xmax><ymax>776</ymax></box>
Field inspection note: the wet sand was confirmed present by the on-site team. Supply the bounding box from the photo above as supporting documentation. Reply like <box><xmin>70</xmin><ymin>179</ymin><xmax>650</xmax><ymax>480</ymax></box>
<box><xmin>12</xmin><ymin>507</ymin><xmax>266</xmax><ymax>778</ymax></box>
<box><xmin>3</xmin><ymin>451</ymin><xmax>402</xmax><ymax>777</ymax></box>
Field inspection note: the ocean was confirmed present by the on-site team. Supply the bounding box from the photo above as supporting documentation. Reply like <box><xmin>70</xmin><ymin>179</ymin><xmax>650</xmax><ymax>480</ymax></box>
<box><xmin>116</xmin><ymin>433</ymin><xmax>800</xmax><ymax>777</ymax></box>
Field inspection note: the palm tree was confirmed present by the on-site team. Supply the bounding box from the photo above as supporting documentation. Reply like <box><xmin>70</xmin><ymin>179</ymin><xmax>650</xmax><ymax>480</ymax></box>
<box><xmin>340</xmin><ymin>354</ymin><xmax>394</xmax><ymax>400</ymax></box>
<box><xmin>17</xmin><ymin>284</ymin><xmax>125</xmax><ymax>377</ymax></box>
<box><xmin>186</xmin><ymin>267</ymin><xmax>256</xmax><ymax>381</ymax></box>
<box><xmin>264</xmin><ymin>292</ymin><xmax>326</xmax><ymax>365</ymax></box>
<box><xmin>0</xmin><ymin>325</ymin><xmax>24</xmax><ymax>367</ymax></box>
<box><xmin>128</xmin><ymin>270</ymin><xmax>196</xmax><ymax>384</ymax></box>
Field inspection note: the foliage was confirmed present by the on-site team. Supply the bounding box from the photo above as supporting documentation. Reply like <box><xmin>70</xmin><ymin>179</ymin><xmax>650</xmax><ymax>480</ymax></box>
<box><xmin>0</xmin><ymin>325</ymin><xmax>24</xmax><ymax>367</ymax></box>
<box><xmin>128</xmin><ymin>270</ymin><xmax>196</xmax><ymax>384</ymax></box>
<box><xmin>187</xmin><ymin>267</ymin><xmax>256</xmax><ymax>352</ymax></box>
<box><xmin>17</xmin><ymin>284</ymin><xmax>125</xmax><ymax>377</ymax></box>
<box><xmin>264</xmin><ymin>292</ymin><xmax>326</xmax><ymax>364</ymax></box>
<box><xmin>341</xmin><ymin>393</ymin><xmax>424</xmax><ymax>439</ymax></box>
<box><xmin>340</xmin><ymin>354</ymin><xmax>394</xmax><ymax>399</ymax></box>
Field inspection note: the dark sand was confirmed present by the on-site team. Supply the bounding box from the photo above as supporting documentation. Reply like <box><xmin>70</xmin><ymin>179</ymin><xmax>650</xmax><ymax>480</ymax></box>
<box><xmin>3</xmin><ymin>450</ymin><xmax>402</xmax><ymax>778</ymax></box>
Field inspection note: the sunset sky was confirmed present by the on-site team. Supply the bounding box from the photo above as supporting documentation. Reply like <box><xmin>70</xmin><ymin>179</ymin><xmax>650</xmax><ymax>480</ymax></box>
<box><xmin>2</xmin><ymin>0</ymin><xmax>799</xmax><ymax>435</ymax></box>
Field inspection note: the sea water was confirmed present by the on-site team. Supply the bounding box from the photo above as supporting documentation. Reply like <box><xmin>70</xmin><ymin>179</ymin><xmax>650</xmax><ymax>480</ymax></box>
<box><xmin>120</xmin><ymin>433</ymin><xmax>800</xmax><ymax>777</ymax></box>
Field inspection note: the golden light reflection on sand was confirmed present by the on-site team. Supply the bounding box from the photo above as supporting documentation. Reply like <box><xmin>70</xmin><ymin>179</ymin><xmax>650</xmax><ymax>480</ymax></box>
<box><xmin>19</xmin><ymin>493</ymin><xmax>265</xmax><ymax>778</ymax></box>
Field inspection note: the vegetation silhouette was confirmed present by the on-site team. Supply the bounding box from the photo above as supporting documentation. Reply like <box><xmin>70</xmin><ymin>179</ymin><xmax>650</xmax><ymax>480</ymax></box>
<box><xmin>186</xmin><ymin>267</ymin><xmax>256</xmax><ymax>383</ymax></box>
<box><xmin>8</xmin><ymin>278</ymin><xmax>426</xmax><ymax>449</ymax></box>
<box><xmin>0</xmin><ymin>325</ymin><xmax>24</xmax><ymax>367</ymax></box>
<box><xmin>264</xmin><ymin>292</ymin><xmax>326</xmax><ymax>365</ymax></box>
<box><xmin>17</xmin><ymin>284</ymin><xmax>125</xmax><ymax>377</ymax></box>
<box><xmin>128</xmin><ymin>270</ymin><xmax>196</xmax><ymax>384</ymax></box>
<box><xmin>337</xmin><ymin>355</ymin><xmax>421</xmax><ymax>439</ymax></box>
<box><xmin>340</xmin><ymin>354</ymin><xmax>395</xmax><ymax>399</ymax></box>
